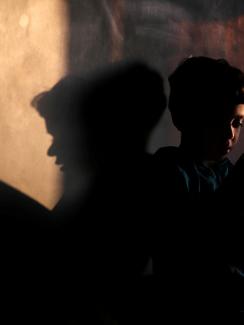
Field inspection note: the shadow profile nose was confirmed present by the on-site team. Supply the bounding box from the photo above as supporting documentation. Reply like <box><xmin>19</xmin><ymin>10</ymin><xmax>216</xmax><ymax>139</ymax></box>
<box><xmin>47</xmin><ymin>143</ymin><xmax>57</xmax><ymax>157</ymax></box>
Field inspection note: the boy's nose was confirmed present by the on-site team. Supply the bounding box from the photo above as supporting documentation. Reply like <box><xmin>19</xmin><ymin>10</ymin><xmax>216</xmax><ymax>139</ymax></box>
<box><xmin>225</xmin><ymin>124</ymin><xmax>235</xmax><ymax>140</ymax></box>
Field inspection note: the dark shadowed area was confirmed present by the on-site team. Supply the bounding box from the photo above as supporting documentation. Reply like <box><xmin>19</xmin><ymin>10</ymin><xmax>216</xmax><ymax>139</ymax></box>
<box><xmin>67</xmin><ymin>0</ymin><xmax>244</xmax><ymax>162</ymax></box>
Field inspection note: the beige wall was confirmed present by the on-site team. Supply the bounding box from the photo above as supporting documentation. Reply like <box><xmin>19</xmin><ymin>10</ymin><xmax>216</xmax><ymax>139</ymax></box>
<box><xmin>1</xmin><ymin>1</ymin><xmax>244</xmax><ymax>210</ymax></box>
<box><xmin>0</xmin><ymin>0</ymin><xmax>68</xmax><ymax>209</ymax></box>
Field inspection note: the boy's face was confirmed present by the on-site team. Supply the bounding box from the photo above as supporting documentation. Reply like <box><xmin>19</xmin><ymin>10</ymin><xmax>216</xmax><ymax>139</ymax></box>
<box><xmin>200</xmin><ymin>104</ymin><xmax>244</xmax><ymax>161</ymax></box>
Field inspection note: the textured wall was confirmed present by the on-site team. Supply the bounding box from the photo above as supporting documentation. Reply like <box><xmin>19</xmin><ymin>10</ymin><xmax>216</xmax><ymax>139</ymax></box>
<box><xmin>2</xmin><ymin>0</ymin><xmax>244</xmax><ymax>210</ymax></box>
<box><xmin>121</xmin><ymin>0</ymin><xmax>244</xmax><ymax>160</ymax></box>
<box><xmin>0</xmin><ymin>0</ymin><xmax>68</xmax><ymax>208</ymax></box>
<box><xmin>67</xmin><ymin>0</ymin><xmax>244</xmax><ymax>162</ymax></box>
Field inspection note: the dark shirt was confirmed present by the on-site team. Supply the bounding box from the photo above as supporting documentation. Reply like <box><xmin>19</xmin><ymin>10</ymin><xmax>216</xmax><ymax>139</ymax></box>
<box><xmin>151</xmin><ymin>146</ymin><xmax>243</xmax><ymax>323</ymax></box>
<box><xmin>153</xmin><ymin>146</ymin><xmax>233</xmax><ymax>193</ymax></box>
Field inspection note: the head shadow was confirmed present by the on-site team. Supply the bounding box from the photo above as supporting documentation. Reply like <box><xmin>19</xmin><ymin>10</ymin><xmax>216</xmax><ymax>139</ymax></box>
<box><xmin>32</xmin><ymin>61</ymin><xmax>167</xmax><ymax>198</ymax></box>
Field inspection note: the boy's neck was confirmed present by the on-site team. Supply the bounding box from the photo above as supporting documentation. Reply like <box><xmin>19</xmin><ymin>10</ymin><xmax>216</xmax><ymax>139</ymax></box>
<box><xmin>179</xmin><ymin>136</ymin><xmax>226</xmax><ymax>164</ymax></box>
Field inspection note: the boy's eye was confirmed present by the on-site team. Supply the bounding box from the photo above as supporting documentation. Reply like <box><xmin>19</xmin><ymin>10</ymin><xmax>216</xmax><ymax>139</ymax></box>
<box><xmin>232</xmin><ymin>118</ymin><xmax>243</xmax><ymax>128</ymax></box>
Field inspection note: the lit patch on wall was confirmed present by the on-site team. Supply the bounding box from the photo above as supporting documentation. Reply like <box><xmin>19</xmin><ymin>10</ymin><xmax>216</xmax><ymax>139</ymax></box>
<box><xmin>0</xmin><ymin>0</ymin><xmax>69</xmax><ymax>209</ymax></box>
<box><xmin>19</xmin><ymin>14</ymin><xmax>29</xmax><ymax>28</ymax></box>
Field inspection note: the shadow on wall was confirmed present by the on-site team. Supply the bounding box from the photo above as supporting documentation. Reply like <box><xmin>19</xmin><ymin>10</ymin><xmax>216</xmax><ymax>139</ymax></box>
<box><xmin>66</xmin><ymin>0</ymin><xmax>244</xmax><ymax>162</ymax></box>
<box><xmin>32</xmin><ymin>61</ymin><xmax>167</xmax><ymax>211</ymax></box>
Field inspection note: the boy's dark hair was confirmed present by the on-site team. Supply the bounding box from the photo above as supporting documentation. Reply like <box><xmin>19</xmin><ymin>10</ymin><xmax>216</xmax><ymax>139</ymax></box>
<box><xmin>168</xmin><ymin>56</ymin><xmax>244</xmax><ymax>131</ymax></box>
